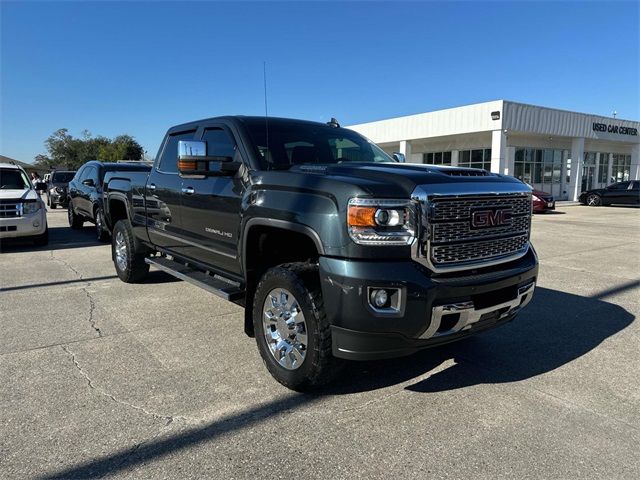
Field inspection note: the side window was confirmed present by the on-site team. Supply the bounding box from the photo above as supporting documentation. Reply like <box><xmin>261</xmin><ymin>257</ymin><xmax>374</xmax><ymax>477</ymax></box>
<box><xmin>158</xmin><ymin>131</ymin><xmax>196</xmax><ymax>173</ymax></box>
<box><xmin>80</xmin><ymin>167</ymin><xmax>95</xmax><ymax>182</ymax></box>
<box><xmin>202</xmin><ymin>128</ymin><xmax>236</xmax><ymax>158</ymax></box>
<box><xmin>632</xmin><ymin>181</ymin><xmax>640</xmax><ymax>190</ymax></box>
<box><xmin>612</xmin><ymin>182</ymin><xmax>630</xmax><ymax>190</ymax></box>
<box><xmin>75</xmin><ymin>166</ymin><xmax>86</xmax><ymax>182</ymax></box>
<box><xmin>89</xmin><ymin>167</ymin><xmax>100</xmax><ymax>185</ymax></box>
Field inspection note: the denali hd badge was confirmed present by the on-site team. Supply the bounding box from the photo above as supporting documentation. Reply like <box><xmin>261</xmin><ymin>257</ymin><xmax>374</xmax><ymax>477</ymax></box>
<box><xmin>471</xmin><ymin>207</ymin><xmax>513</xmax><ymax>229</ymax></box>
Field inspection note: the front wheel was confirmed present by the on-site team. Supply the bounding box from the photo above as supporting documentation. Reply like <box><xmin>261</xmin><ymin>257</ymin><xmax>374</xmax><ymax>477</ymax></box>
<box><xmin>253</xmin><ymin>263</ymin><xmax>341</xmax><ymax>391</ymax></box>
<box><xmin>95</xmin><ymin>207</ymin><xmax>109</xmax><ymax>242</ymax></box>
<box><xmin>112</xmin><ymin>219</ymin><xmax>149</xmax><ymax>283</ymax></box>
<box><xmin>587</xmin><ymin>194</ymin><xmax>602</xmax><ymax>206</ymax></box>
<box><xmin>68</xmin><ymin>203</ymin><xmax>83</xmax><ymax>229</ymax></box>
<box><xmin>50</xmin><ymin>202</ymin><xmax>57</xmax><ymax>209</ymax></box>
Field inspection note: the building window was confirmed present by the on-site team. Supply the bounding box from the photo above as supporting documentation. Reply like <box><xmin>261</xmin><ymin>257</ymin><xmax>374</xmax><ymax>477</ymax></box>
<box><xmin>458</xmin><ymin>148</ymin><xmax>491</xmax><ymax>170</ymax></box>
<box><xmin>597</xmin><ymin>153</ymin><xmax>611</xmax><ymax>186</ymax></box>
<box><xmin>423</xmin><ymin>151</ymin><xmax>452</xmax><ymax>165</ymax></box>
<box><xmin>612</xmin><ymin>154</ymin><xmax>631</xmax><ymax>182</ymax></box>
<box><xmin>514</xmin><ymin>147</ymin><xmax>566</xmax><ymax>191</ymax></box>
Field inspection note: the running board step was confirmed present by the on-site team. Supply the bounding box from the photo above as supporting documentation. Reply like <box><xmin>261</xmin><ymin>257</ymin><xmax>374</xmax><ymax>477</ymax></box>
<box><xmin>145</xmin><ymin>256</ymin><xmax>244</xmax><ymax>301</ymax></box>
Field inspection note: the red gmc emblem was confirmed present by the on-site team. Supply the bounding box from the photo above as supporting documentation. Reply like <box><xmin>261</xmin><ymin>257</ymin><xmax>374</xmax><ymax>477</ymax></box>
<box><xmin>471</xmin><ymin>208</ymin><xmax>513</xmax><ymax>229</ymax></box>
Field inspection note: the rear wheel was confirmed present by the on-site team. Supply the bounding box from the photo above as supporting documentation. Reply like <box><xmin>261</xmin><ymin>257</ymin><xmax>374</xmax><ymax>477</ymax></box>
<box><xmin>253</xmin><ymin>263</ymin><xmax>341</xmax><ymax>391</ymax></box>
<box><xmin>587</xmin><ymin>194</ymin><xmax>602</xmax><ymax>206</ymax></box>
<box><xmin>112</xmin><ymin>219</ymin><xmax>149</xmax><ymax>283</ymax></box>
<box><xmin>50</xmin><ymin>202</ymin><xmax>57</xmax><ymax>209</ymax></box>
<box><xmin>68</xmin><ymin>203</ymin><xmax>84</xmax><ymax>229</ymax></box>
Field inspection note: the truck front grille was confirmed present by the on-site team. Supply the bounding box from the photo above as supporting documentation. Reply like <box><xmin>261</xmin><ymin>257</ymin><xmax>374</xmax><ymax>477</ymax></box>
<box><xmin>426</xmin><ymin>193</ymin><xmax>531</xmax><ymax>270</ymax></box>
<box><xmin>0</xmin><ymin>202</ymin><xmax>21</xmax><ymax>218</ymax></box>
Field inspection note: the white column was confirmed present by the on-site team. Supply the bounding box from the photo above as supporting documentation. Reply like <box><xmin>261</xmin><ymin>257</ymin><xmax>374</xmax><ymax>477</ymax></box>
<box><xmin>631</xmin><ymin>144</ymin><xmax>640</xmax><ymax>180</ymax></box>
<box><xmin>505</xmin><ymin>146</ymin><xmax>516</xmax><ymax>176</ymax></box>
<box><xmin>607</xmin><ymin>153</ymin><xmax>613</xmax><ymax>185</ymax></box>
<box><xmin>399</xmin><ymin>140</ymin><xmax>417</xmax><ymax>163</ymax></box>
<box><xmin>595</xmin><ymin>153</ymin><xmax>601</xmax><ymax>186</ymax></box>
<box><xmin>569</xmin><ymin>137</ymin><xmax>585</xmax><ymax>201</ymax></box>
<box><xmin>490</xmin><ymin>130</ymin><xmax>507</xmax><ymax>174</ymax></box>
<box><xmin>451</xmin><ymin>150</ymin><xmax>459</xmax><ymax>167</ymax></box>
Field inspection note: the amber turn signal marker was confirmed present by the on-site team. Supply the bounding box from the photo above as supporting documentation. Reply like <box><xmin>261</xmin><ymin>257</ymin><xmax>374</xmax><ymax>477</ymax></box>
<box><xmin>178</xmin><ymin>160</ymin><xmax>197</xmax><ymax>171</ymax></box>
<box><xmin>348</xmin><ymin>206</ymin><xmax>377</xmax><ymax>227</ymax></box>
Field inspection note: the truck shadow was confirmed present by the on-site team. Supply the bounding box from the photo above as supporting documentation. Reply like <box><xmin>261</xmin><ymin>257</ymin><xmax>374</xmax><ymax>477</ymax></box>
<box><xmin>325</xmin><ymin>283</ymin><xmax>635</xmax><ymax>394</ymax></box>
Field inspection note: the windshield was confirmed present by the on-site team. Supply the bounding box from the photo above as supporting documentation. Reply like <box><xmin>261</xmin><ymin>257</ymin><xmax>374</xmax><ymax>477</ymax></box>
<box><xmin>0</xmin><ymin>168</ymin><xmax>31</xmax><ymax>190</ymax></box>
<box><xmin>51</xmin><ymin>171</ymin><xmax>76</xmax><ymax>183</ymax></box>
<box><xmin>244</xmin><ymin>121</ymin><xmax>394</xmax><ymax>170</ymax></box>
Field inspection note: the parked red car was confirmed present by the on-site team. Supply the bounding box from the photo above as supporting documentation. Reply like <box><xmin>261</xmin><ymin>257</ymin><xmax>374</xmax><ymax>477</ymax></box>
<box><xmin>531</xmin><ymin>188</ymin><xmax>555</xmax><ymax>213</ymax></box>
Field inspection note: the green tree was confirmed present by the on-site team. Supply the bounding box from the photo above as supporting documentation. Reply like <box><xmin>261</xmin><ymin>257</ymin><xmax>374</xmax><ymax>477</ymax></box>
<box><xmin>34</xmin><ymin>129</ymin><xmax>145</xmax><ymax>169</ymax></box>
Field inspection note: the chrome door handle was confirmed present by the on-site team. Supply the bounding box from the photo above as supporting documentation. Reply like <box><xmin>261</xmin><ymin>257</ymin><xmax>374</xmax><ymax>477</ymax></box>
<box><xmin>147</xmin><ymin>183</ymin><xmax>156</xmax><ymax>191</ymax></box>
<box><xmin>181</xmin><ymin>187</ymin><xmax>195</xmax><ymax>195</ymax></box>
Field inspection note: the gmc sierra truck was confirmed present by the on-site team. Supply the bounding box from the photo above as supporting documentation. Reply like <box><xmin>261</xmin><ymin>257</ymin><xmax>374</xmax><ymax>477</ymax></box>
<box><xmin>103</xmin><ymin>116</ymin><xmax>538</xmax><ymax>390</ymax></box>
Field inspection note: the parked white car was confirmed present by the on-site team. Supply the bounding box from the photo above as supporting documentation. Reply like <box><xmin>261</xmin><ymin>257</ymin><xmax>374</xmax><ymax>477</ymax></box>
<box><xmin>0</xmin><ymin>162</ymin><xmax>48</xmax><ymax>246</ymax></box>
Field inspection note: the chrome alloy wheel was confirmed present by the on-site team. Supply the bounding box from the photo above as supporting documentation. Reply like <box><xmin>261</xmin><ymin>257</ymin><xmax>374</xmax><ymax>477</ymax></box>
<box><xmin>587</xmin><ymin>194</ymin><xmax>600</xmax><ymax>206</ymax></box>
<box><xmin>114</xmin><ymin>230</ymin><xmax>128</xmax><ymax>271</ymax></box>
<box><xmin>262</xmin><ymin>288</ymin><xmax>308</xmax><ymax>370</ymax></box>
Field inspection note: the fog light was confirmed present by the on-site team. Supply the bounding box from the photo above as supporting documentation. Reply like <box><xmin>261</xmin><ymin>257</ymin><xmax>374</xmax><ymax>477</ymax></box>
<box><xmin>370</xmin><ymin>289</ymin><xmax>389</xmax><ymax>308</ymax></box>
<box><xmin>33</xmin><ymin>220</ymin><xmax>40</xmax><ymax>228</ymax></box>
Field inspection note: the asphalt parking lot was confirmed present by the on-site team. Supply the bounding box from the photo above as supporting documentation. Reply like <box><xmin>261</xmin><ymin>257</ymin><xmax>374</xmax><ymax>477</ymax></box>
<box><xmin>1</xmin><ymin>204</ymin><xmax>639</xmax><ymax>479</ymax></box>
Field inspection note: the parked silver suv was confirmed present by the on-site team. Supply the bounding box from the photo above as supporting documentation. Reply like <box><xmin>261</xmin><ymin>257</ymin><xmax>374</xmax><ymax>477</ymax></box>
<box><xmin>0</xmin><ymin>163</ymin><xmax>48</xmax><ymax>246</ymax></box>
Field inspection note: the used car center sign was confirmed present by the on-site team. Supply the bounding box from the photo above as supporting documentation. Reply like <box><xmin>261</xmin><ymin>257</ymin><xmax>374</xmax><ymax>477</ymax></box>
<box><xmin>592</xmin><ymin>122</ymin><xmax>638</xmax><ymax>136</ymax></box>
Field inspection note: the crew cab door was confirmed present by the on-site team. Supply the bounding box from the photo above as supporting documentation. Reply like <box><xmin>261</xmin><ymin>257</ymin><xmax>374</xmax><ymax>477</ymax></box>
<box><xmin>177</xmin><ymin>125</ymin><xmax>243</xmax><ymax>275</ymax></box>
<box><xmin>145</xmin><ymin>130</ymin><xmax>195</xmax><ymax>250</ymax></box>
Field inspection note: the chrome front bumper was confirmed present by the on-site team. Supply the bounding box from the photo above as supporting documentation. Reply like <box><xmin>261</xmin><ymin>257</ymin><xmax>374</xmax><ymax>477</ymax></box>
<box><xmin>420</xmin><ymin>281</ymin><xmax>536</xmax><ymax>339</ymax></box>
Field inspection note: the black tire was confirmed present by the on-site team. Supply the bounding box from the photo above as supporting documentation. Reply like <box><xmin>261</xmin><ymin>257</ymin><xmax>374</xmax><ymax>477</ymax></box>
<box><xmin>46</xmin><ymin>196</ymin><xmax>50</xmax><ymax>207</ymax></box>
<box><xmin>94</xmin><ymin>206</ymin><xmax>109</xmax><ymax>242</ymax></box>
<box><xmin>253</xmin><ymin>263</ymin><xmax>342</xmax><ymax>391</ymax></box>
<box><xmin>68</xmin><ymin>203</ymin><xmax>84</xmax><ymax>229</ymax></box>
<box><xmin>50</xmin><ymin>202</ymin><xmax>57</xmax><ymax>209</ymax></box>
<box><xmin>586</xmin><ymin>193</ymin><xmax>602</xmax><ymax>206</ymax></box>
<box><xmin>33</xmin><ymin>227</ymin><xmax>49</xmax><ymax>246</ymax></box>
<box><xmin>112</xmin><ymin>219</ymin><xmax>149</xmax><ymax>283</ymax></box>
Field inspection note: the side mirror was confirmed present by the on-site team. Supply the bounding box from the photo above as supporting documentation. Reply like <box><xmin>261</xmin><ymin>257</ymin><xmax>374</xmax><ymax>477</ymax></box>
<box><xmin>392</xmin><ymin>152</ymin><xmax>406</xmax><ymax>163</ymax></box>
<box><xmin>177</xmin><ymin>140</ymin><xmax>239</xmax><ymax>176</ymax></box>
<box><xmin>82</xmin><ymin>179</ymin><xmax>95</xmax><ymax>187</ymax></box>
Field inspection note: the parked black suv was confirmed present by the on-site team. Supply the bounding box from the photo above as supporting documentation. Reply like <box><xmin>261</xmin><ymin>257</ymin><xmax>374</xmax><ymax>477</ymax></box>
<box><xmin>45</xmin><ymin>170</ymin><xmax>76</xmax><ymax>209</ymax></box>
<box><xmin>68</xmin><ymin>161</ymin><xmax>150</xmax><ymax>241</ymax></box>
<box><xmin>103</xmin><ymin>116</ymin><xmax>538</xmax><ymax>390</ymax></box>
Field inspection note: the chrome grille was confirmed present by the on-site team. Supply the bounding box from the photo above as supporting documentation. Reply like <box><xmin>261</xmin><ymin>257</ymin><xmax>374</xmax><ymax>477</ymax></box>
<box><xmin>432</xmin><ymin>215</ymin><xmax>530</xmax><ymax>243</ymax></box>
<box><xmin>0</xmin><ymin>202</ymin><xmax>21</xmax><ymax>218</ymax></box>
<box><xmin>424</xmin><ymin>193</ymin><xmax>531</xmax><ymax>270</ymax></box>
<box><xmin>432</xmin><ymin>234</ymin><xmax>529</xmax><ymax>265</ymax></box>
<box><xmin>431</xmin><ymin>196</ymin><xmax>531</xmax><ymax>221</ymax></box>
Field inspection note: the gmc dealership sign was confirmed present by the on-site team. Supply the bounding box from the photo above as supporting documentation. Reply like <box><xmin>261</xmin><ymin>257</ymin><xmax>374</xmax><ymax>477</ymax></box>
<box><xmin>592</xmin><ymin>122</ymin><xmax>638</xmax><ymax>136</ymax></box>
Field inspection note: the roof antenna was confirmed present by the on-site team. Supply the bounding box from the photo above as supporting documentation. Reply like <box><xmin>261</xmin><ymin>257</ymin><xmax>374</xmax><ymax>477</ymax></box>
<box><xmin>263</xmin><ymin>61</ymin><xmax>270</xmax><ymax>166</ymax></box>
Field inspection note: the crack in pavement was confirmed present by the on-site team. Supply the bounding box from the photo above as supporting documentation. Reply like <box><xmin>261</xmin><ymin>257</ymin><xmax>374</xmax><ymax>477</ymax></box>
<box><xmin>50</xmin><ymin>251</ymin><xmax>102</xmax><ymax>338</ymax></box>
<box><xmin>61</xmin><ymin>344</ymin><xmax>190</xmax><ymax>426</ymax></box>
<box><xmin>80</xmin><ymin>286</ymin><xmax>101</xmax><ymax>337</ymax></box>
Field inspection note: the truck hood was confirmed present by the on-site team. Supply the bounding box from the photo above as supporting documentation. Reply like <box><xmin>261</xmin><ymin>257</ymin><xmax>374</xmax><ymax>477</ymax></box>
<box><xmin>287</xmin><ymin>162</ymin><xmax>524</xmax><ymax>197</ymax></box>
<box><xmin>0</xmin><ymin>189</ymin><xmax>38</xmax><ymax>201</ymax></box>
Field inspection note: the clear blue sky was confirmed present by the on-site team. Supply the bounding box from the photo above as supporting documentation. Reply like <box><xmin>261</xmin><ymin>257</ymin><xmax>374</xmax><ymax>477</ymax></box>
<box><xmin>1</xmin><ymin>1</ymin><xmax>638</xmax><ymax>163</ymax></box>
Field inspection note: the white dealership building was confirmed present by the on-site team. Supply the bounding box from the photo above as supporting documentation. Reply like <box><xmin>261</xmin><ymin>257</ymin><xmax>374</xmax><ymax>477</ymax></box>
<box><xmin>348</xmin><ymin>100</ymin><xmax>640</xmax><ymax>200</ymax></box>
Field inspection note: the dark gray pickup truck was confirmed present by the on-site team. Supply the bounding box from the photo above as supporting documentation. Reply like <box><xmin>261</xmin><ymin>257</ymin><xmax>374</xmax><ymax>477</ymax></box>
<box><xmin>103</xmin><ymin>116</ymin><xmax>538</xmax><ymax>390</ymax></box>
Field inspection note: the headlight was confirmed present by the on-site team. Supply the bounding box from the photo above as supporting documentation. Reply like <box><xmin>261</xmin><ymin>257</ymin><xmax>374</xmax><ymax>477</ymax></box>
<box><xmin>347</xmin><ymin>198</ymin><xmax>416</xmax><ymax>246</ymax></box>
<box><xmin>22</xmin><ymin>201</ymin><xmax>42</xmax><ymax>214</ymax></box>
<box><xmin>532</xmin><ymin>195</ymin><xmax>542</xmax><ymax>203</ymax></box>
